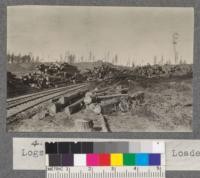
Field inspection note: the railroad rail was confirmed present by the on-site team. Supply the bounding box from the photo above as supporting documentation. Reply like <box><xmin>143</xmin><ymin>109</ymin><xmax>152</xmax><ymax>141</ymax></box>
<box><xmin>7</xmin><ymin>83</ymin><xmax>86</xmax><ymax>109</ymax></box>
<box><xmin>7</xmin><ymin>83</ymin><xmax>89</xmax><ymax>119</ymax></box>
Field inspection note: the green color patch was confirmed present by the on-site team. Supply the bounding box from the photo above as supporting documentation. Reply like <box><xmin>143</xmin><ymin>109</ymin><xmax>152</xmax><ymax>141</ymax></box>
<box><xmin>123</xmin><ymin>154</ymin><xmax>136</xmax><ymax>166</ymax></box>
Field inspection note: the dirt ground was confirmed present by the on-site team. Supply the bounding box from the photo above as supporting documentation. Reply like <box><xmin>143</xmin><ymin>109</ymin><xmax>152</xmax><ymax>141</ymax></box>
<box><xmin>108</xmin><ymin>77</ymin><xmax>192</xmax><ymax>132</ymax></box>
<box><xmin>7</xmin><ymin>77</ymin><xmax>192</xmax><ymax>132</ymax></box>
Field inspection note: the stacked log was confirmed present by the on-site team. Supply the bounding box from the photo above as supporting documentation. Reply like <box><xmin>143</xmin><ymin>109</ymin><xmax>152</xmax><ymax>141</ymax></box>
<box><xmin>48</xmin><ymin>103</ymin><xmax>63</xmax><ymax>116</ymax></box>
<box><xmin>84</xmin><ymin>92</ymin><xmax>98</xmax><ymax>105</ymax></box>
<box><xmin>100</xmin><ymin>98</ymin><xmax>120</xmax><ymax>114</ymax></box>
<box><xmin>84</xmin><ymin>88</ymin><xmax>145</xmax><ymax>115</ymax></box>
<box><xmin>58</xmin><ymin>88</ymin><xmax>88</xmax><ymax>106</ymax></box>
<box><xmin>47</xmin><ymin>88</ymin><xmax>88</xmax><ymax>115</ymax></box>
<box><xmin>97</xmin><ymin>94</ymin><xmax>129</xmax><ymax>101</ymax></box>
<box><xmin>64</xmin><ymin>98</ymin><xmax>84</xmax><ymax>116</ymax></box>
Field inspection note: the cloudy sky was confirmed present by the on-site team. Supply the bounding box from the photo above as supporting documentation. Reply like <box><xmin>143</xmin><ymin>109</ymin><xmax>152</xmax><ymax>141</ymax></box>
<box><xmin>7</xmin><ymin>6</ymin><xmax>194</xmax><ymax>65</ymax></box>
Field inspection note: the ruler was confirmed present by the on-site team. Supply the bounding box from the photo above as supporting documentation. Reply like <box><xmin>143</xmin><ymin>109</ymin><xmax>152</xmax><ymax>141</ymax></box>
<box><xmin>46</xmin><ymin>166</ymin><xmax>165</xmax><ymax>178</ymax></box>
<box><xmin>45</xmin><ymin>141</ymin><xmax>165</xmax><ymax>178</ymax></box>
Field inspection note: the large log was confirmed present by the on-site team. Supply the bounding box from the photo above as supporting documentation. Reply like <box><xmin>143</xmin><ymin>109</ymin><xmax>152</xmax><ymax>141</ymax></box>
<box><xmin>58</xmin><ymin>88</ymin><xmax>88</xmax><ymax>106</ymax></box>
<box><xmin>93</xmin><ymin>87</ymin><xmax>110</xmax><ymax>94</ymax></box>
<box><xmin>87</xmin><ymin>103</ymin><xmax>102</xmax><ymax>114</ymax></box>
<box><xmin>64</xmin><ymin>98</ymin><xmax>84</xmax><ymax>116</ymax></box>
<box><xmin>84</xmin><ymin>95</ymin><xmax>99</xmax><ymax>105</ymax></box>
<box><xmin>47</xmin><ymin>103</ymin><xmax>63</xmax><ymax>116</ymax></box>
<box><xmin>93</xmin><ymin>104</ymin><xmax>101</xmax><ymax>114</ymax></box>
<box><xmin>97</xmin><ymin>94</ymin><xmax>129</xmax><ymax>100</ymax></box>
<box><xmin>84</xmin><ymin>91</ymin><xmax>96</xmax><ymax>105</ymax></box>
<box><xmin>100</xmin><ymin>98</ymin><xmax>120</xmax><ymax>114</ymax></box>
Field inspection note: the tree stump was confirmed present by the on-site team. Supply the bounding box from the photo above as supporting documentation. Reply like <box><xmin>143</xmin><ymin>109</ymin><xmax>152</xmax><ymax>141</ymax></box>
<box><xmin>75</xmin><ymin>119</ymin><xmax>93</xmax><ymax>131</ymax></box>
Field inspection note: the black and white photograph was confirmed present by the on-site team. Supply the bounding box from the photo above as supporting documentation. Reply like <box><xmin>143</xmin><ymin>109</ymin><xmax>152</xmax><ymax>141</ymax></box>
<box><xmin>7</xmin><ymin>6</ymin><xmax>193</xmax><ymax>132</ymax></box>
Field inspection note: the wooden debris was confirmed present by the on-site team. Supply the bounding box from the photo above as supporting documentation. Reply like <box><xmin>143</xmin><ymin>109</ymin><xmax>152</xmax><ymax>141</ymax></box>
<box><xmin>120</xmin><ymin>88</ymin><xmax>128</xmax><ymax>94</ymax></box>
<box><xmin>131</xmin><ymin>91</ymin><xmax>145</xmax><ymax>103</ymax></box>
<box><xmin>100</xmin><ymin>115</ymin><xmax>111</xmax><ymax>132</ymax></box>
<box><xmin>119</xmin><ymin>98</ymin><xmax>130</xmax><ymax>112</ymax></box>
<box><xmin>116</xmin><ymin>85</ymin><xmax>122</xmax><ymax>91</ymax></box>
<box><xmin>33</xmin><ymin>110</ymin><xmax>48</xmax><ymax>120</ymax></box>
<box><xmin>92</xmin><ymin>119</ymin><xmax>102</xmax><ymax>131</ymax></box>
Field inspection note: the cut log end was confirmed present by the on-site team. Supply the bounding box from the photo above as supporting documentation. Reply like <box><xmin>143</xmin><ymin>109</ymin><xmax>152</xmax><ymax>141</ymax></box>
<box><xmin>75</xmin><ymin>119</ymin><xmax>93</xmax><ymax>131</ymax></box>
<box><xmin>84</xmin><ymin>95</ymin><xmax>93</xmax><ymax>105</ymax></box>
<box><xmin>47</xmin><ymin>103</ymin><xmax>63</xmax><ymax>116</ymax></box>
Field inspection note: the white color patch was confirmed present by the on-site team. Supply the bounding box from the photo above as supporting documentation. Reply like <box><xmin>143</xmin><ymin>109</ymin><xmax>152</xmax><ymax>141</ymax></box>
<box><xmin>74</xmin><ymin>154</ymin><xmax>86</xmax><ymax>166</ymax></box>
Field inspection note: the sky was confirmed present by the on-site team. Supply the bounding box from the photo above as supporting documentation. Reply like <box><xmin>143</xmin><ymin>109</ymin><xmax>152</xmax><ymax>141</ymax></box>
<box><xmin>7</xmin><ymin>6</ymin><xmax>194</xmax><ymax>65</ymax></box>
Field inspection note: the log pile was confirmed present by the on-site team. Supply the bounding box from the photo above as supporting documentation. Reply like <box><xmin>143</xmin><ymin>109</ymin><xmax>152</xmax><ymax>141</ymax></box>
<box><xmin>47</xmin><ymin>88</ymin><xmax>88</xmax><ymax>116</ymax></box>
<box><xmin>85</xmin><ymin>62</ymin><xmax>192</xmax><ymax>81</ymax></box>
<box><xmin>84</xmin><ymin>87</ymin><xmax>144</xmax><ymax>115</ymax></box>
<box><xmin>46</xmin><ymin>83</ymin><xmax>144</xmax><ymax>132</ymax></box>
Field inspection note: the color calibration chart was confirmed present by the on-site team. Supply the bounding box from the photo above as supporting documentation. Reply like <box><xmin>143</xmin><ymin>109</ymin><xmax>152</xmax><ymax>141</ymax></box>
<box><xmin>45</xmin><ymin>141</ymin><xmax>165</xmax><ymax>178</ymax></box>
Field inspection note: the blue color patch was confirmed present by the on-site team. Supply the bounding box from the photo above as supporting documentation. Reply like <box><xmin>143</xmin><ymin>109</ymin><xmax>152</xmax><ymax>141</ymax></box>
<box><xmin>149</xmin><ymin>154</ymin><xmax>161</xmax><ymax>166</ymax></box>
<box><xmin>135</xmin><ymin>153</ymin><xmax>149</xmax><ymax>166</ymax></box>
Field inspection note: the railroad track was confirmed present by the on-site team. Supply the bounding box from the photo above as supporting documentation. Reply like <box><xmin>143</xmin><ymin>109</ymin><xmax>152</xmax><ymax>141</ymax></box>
<box><xmin>7</xmin><ymin>83</ymin><xmax>89</xmax><ymax>119</ymax></box>
<box><xmin>7</xmin><ymin>83</ymin><xmax>85</xmax><ymax>109</ymax></box>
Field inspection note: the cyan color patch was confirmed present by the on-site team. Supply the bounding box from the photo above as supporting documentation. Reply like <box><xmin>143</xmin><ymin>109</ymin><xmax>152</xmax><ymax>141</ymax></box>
<box><xmin>135</xmin><ymin>153</ymin><xmax>149</xmax><ymax>166</ymax></box>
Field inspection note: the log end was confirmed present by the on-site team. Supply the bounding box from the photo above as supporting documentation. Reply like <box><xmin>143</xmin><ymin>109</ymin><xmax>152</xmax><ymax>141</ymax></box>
<box><xmin>74</xmin><ymin>119</ymin><xmax>93</xmax><ymax>131</ymax></box>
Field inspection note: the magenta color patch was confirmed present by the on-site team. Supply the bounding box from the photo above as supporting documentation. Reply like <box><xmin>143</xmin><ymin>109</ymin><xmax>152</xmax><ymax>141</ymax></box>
<box><xmin>86</xmin><ymin>154</ymin><xmax>99</xmax><ymax>166</ymax></box>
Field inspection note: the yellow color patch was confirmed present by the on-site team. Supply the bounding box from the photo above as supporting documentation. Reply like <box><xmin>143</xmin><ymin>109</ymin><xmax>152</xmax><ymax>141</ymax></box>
<box><xmin>111</xmin><ymin>153</ymin><xmax>123</xmax><ymax>166</ymax></box>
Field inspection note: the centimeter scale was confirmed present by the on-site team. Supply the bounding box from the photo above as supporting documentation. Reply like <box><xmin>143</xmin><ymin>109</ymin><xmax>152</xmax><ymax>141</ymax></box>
<box><xmin>45</xmin><ymin>141</ymin><xmax>165</xmax><ymax>178</ymax></box>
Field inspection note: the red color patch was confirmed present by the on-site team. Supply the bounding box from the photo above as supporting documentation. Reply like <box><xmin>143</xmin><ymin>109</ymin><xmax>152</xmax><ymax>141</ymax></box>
<box><xmin>99</xmin><ymin>154</ymin><xmax>110</xmax><ymax>166</ymax></box>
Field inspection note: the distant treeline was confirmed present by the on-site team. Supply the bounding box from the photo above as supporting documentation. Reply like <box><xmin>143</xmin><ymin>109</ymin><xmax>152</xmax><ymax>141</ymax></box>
<box><xmin>7</xmin><ymin>53</ymin><xmax>40</xmax><ymax>64</ymax></box>
<box><xmin>7</xmin><ymin>52</ymin><xmax>190</xmax><ymax>66</ymax></box>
